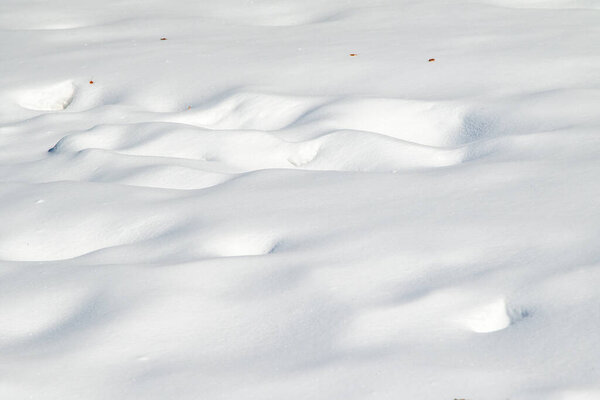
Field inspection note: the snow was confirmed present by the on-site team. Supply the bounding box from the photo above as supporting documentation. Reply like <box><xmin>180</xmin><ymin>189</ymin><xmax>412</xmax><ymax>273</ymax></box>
<box><xmin>16</xmin><ymin>81</ymin><xmax>76</xmax><ymax>111</ymax></box>
<box><xmin>1</xmin><ymin>0</ymin><xmax>599</xmax><ymax>399</ymax></box>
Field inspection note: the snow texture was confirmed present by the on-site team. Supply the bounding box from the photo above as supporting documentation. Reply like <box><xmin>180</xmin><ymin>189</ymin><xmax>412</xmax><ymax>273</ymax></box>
<box><xmin>1</xmin><ymin>0</ymin><xmax>599</xmax><ymax>399</ymax></box>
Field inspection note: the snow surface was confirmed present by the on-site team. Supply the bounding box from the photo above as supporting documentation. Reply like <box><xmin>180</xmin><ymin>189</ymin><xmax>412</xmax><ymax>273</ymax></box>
<box><xmin>1</xmin><ymin>0</ymin><xmax>600</xmax><ymax>399</ymax></box>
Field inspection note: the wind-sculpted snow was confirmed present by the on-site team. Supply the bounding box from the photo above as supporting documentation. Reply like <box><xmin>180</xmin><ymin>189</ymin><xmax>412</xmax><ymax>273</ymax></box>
<box><xmin>44</xmin><ymin>93</ymin><xmax>490</xmax><ymax>183</ymax></box>
<box><xmin>1</xmin><ymin>1</ymin><xmax>599</xmax><ymax>400</ymax></box>
<box><xmin>16</xmin><ymin>81</ymin><xmax>77</xmax><ymax>111</ymax></box>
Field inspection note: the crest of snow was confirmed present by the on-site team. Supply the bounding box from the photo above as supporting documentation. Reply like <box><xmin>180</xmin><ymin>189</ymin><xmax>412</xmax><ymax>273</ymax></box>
<box><xmin>17</xmin><ymin>81</ymin><xmax>76</xmax><ymax>111</ymax></box>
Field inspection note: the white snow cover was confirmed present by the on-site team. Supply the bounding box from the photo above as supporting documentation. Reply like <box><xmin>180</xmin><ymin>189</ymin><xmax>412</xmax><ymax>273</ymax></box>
<box><xmin>1</xmin><ymin>0</ymin><xmax>599</xmax><ymax>399</ymax></box>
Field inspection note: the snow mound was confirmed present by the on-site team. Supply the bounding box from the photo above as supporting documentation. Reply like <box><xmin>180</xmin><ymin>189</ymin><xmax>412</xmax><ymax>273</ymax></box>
<box><xmin>17</xmin><ymin>81</ymin><xmax>76</xmax><ymax>111</ymax></box>
<box><xmin>459</xmin><ymin>298</ymin><xmax>512</xmax><ymax>333</ymax></box>
<box><xmin>45</xmin><ymin>91</ymin><xmax>499</xmax><ymax>187</ymax></box>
